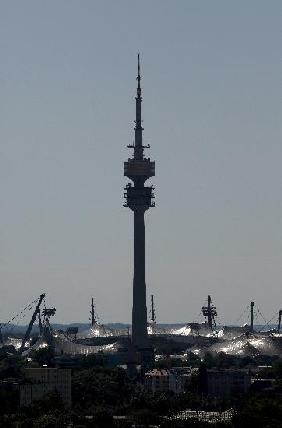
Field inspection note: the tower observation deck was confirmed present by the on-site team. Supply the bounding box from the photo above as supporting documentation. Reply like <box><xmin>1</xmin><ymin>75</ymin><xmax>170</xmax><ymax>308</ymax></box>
<box><xmin>124</xmin><ymin>55</ymin><xmax>155</xmax><ymax>352</ymax></box>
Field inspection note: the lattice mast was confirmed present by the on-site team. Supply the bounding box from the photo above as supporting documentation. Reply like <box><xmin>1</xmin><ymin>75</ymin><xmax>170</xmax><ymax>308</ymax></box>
<box><xmin>202</xmin><ymin>295</ymin><xmax>217</xmax><ymax>330</ymax></box>
<box><xmin>250</xmin><ymin>301</ymin><xmax>254</xmax><ymax>332</ymax></box>
<box><xmin>150</xmin><ymin>294</ymin><xmax>156</xmax><ymax>325</ymax></box>
<box><xmin>124</xmin><ymin>55</ymin><xmax>155</xmax><ymax>349</ymax></box>
<box><xmin>90</xmin><ymin>298</ymin><xmax>97</xmax><ymax>327</ymax></box>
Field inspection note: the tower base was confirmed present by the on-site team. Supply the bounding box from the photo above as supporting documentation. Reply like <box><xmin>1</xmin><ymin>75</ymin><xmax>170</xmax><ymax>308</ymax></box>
<box><xmin>135</xmin><ymin>345</ymin><xmax>154</xmax><ymax>364</ymax></box>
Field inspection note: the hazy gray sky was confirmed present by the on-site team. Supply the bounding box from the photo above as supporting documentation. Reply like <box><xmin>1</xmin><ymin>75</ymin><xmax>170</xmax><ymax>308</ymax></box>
<box><xmin>1</xmin><ymin>1</ymin><xmax>281</xmax><ymax>325</ymax></box>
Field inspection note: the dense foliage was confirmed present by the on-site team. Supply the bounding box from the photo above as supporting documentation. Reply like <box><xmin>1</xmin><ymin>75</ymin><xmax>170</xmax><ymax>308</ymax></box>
<box><xmin>0</xmin><ymin>348</ymin><xmax>281</xmax><ymax>426</ymax></box>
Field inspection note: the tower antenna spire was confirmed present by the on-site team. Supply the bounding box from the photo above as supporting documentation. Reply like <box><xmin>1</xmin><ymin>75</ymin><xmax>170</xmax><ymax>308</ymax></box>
<box><xmin>133</xmin><ymin>53</ymin><xmax>144</xmax><ymax>159</ymax></box>
<box><xmin>137</xmin><ymin>52</ymin><xmax>141</xmax><ymax>94</ymax></box>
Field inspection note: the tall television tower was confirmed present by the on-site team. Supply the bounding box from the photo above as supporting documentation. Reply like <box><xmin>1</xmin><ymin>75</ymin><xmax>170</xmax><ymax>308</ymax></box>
<box><xmin>124</xmin><ymin>55</ymin><xmax>155</xmax><ymax>351</ymax></box>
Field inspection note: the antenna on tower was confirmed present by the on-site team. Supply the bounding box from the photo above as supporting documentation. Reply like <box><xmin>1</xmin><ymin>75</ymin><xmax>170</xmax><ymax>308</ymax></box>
<box><xmin>137</xmin><ymin>52</ymin><xmax>141</xmax><ymax>93</ymax></box>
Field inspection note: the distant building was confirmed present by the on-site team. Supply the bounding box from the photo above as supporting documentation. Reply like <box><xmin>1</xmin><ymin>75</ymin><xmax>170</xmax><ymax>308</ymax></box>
<box><xmin>207</xmin><ymin>369</ymin><xmax>251</xmax><ymax>397</ymax></box>
<box><xmin>20</xmin><ymin>368</ymin><xmax>71</xmax><ymax>407</ymax></box>
<box><xmin>0</xmin><ymin>378</ymin><xmax>20</xmax><ymax>412</ymax></box>
<box><xmin>145</xmin><ymin>368</ymin><xmax>191</xmax><ymax>394</ymax></box>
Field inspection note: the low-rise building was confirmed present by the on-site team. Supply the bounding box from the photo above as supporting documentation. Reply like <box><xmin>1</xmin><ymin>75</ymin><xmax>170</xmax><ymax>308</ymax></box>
<box><xmin>145</xmin><ymin>367</ymin><xmax>191</xmax><ymax>394</ymax></box>
<box><xmin>20</xmin><ymin>367</ymin><xmax>71</xmax><ymax>407</ymax></box>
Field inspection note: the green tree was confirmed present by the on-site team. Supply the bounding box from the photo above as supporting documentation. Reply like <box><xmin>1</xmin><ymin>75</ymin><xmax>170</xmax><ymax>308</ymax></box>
<box><xmin>233</xmin><ymin>395</ymin><xmax>282</xmax><ymax>428</ymax></box>
<box><xmin>29</xmin><ymin>347</ymin><xmax>55</xmax><ymax>366</ymax></box>
<box><xmin>72</xmin><ymin>367</ymin><xmax>134</xmax><ymax>414</ymax></box>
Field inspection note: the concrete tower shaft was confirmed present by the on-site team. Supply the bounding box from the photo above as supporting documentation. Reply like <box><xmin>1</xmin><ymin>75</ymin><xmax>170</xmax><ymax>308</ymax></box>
<box><xmin>124</xmin><ymin>55</ymin><xmax>155</xmax><ymax>350</ymax></box>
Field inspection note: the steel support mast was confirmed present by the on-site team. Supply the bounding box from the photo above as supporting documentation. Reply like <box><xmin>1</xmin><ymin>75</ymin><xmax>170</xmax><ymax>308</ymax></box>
<box><xmin>20</xmin><ymin>293</ymin><xmax>45</xmax><ymax>352</ymax></box>
<box><xmin>278</xmin><ymin>309</ymin><xmax>282</xmax><ymax>333</ymax></box>
<box><xmin>90</xmin><ymin>298</ymin><xmax>96</xmax><ymax>327</ymax></box>
<box><xmin>150</xmin><ymin>295</ymin><xmax>156</xmax><ymax>325</ymax></box>
<box><xmin>250</xmin><ymin>301</ymin><xmax>254</xmax><ymax>332</ymax></box>
<box><xmin>202</xmin><ymin>295</ymin><xmax>217</xmax><ymax>330</ymax></box>
<box><xmin>124</xmin><ymin>55</ymin><xmax>155</xmax><ymax>351</ymax></box>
